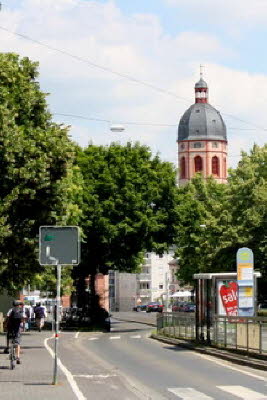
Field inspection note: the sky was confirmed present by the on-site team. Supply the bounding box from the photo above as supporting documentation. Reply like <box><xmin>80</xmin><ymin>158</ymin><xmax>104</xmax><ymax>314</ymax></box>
<box><xmin>1</xmin><ymin>0</ymin><xmax>267</xmax><ymax>168</ymax></box>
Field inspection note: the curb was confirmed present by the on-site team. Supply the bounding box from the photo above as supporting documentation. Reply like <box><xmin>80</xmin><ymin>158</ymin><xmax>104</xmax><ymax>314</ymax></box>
<box><xmin>112</xmin><ymin>316</ymin><xmax>156</xmax><ymax>328</ymax></box>
<box><xmin>151</xmin><ymin>334</ymin><xmax>267</xmax><ymax>372</ymax></box>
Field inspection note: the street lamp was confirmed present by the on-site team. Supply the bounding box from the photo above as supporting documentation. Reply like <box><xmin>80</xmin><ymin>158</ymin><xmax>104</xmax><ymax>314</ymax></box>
<box><xmin>110</xmin><ymin>124</ymin><xmax>125</xmax><ymax>132</ymax></box>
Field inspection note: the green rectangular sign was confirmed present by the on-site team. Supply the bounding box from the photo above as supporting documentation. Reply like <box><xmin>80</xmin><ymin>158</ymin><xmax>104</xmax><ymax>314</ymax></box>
<box><xmin>39</xmin><ymin>226</ymin><xmax>80</xmax><ymax>265</ymax></box>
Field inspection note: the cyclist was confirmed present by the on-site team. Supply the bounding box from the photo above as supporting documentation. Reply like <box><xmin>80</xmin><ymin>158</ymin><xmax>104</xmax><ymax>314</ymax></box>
<box><xmin>4</xmin><ymin>300</ymin><xmax>25</xmax><ymax>365</ymax></box>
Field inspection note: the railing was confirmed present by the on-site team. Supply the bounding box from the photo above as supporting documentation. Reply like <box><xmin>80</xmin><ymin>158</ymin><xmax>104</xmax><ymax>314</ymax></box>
<box><xmin>213</xmin><ymin>315</ymin><xmax>267</xmax><ymax>355</ymax></box>
<box><xmin>138</xmin><ymin>273</ymin><xmax>151</xmax><ymax>281</ymax></box>
<box><xmin>157</xmin><ymin>312</ymin><xmax>195</xmax><ymax>340</ymax></box>
<box><xmin>157</xmin><ymin>312</ymin><xmax>267</xmax><ymax>356</ymax></box>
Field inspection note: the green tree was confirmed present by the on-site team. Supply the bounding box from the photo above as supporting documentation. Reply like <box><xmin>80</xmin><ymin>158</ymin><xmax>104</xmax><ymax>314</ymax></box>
<box><xmin>175</xmin><ymin>174</ymin><xmax>228</xmax><ymax>284</ymax></box>
<box><xmin>216</xmin><ymin>144</ymin><xmax>267</xmax><ymax>275</ymax></box>
<box><xmin>0</xmin><ymin>53</ymin><xmax>82</xmax><ymax>292</ymax></box>
<box><xmin>75</xmin><ymin>142</ymin><xmax>177</xmax><ymax>305</ymax></box>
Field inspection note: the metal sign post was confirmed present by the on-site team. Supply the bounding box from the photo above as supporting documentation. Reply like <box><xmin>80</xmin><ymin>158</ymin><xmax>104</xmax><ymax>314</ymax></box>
<box><xmin>39</xmin><ymin>226</ymin><xmax>80</xmax><ymax>385</ymax></box>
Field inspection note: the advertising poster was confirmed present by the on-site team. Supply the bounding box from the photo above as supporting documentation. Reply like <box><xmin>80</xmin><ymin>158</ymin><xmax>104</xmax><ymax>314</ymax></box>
<box><xmin>237</xmin><ymin>247</ymin><xmax>254</xmax><ymax>317</ymax></box>
<box><xmin>217</xmin><ymin>280</ymin><xmax>238</xmax><ymax>316</ymax></box>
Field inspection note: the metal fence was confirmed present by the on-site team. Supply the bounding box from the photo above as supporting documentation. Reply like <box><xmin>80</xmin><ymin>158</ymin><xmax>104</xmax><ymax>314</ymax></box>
<box><xmin>157</xmin><ymin>312</ymin><xmax>267</xmax><ymax>356</ymax></box>
<box><xmin>157</xmin><ymin>312</ymin><xmax>195</xmax><ymax>340</ymax></box>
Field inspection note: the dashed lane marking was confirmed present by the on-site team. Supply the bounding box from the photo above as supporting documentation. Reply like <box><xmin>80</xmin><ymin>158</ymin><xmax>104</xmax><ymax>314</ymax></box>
<box><xmin>130</xmin><ymin>335</ymin><xmax>141</xmax><ymax>339</ymax></box>
<box><xmin>110</xmin><ymin>336</ymin><xmax>121</xmax><ymax>340</ymax></box>
<box><xmin>73</xmin><ymin>374</ymin><xmax>117</xmax><ymax>379</ymax></box>
<box><xmin>88</xmin><ymin>337</ymin><xmax>99</xmax><ymax>341</ymax></box>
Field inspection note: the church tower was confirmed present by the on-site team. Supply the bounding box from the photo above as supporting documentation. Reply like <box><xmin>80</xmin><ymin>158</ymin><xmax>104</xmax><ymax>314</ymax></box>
<box><xmin>177</xmin><ymin>70</ymin><xmax>228</xmax><ymax>185</ymax></box>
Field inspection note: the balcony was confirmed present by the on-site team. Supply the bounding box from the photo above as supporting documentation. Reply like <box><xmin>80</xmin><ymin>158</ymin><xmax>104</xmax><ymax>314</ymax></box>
<box><xmin>138</xmin><ymin>273</ymin><xmax>151</xmax><ymax>281</ymax></box>
<box><xmin>138</xmin><ymin>289</ymin><xmax>151</xmax><ymax>296</ymax></box>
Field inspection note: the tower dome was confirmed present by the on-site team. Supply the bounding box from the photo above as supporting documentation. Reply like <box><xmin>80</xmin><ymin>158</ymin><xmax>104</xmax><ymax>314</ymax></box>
<box><xmin>177</xmin><ymin>71</ymin><xmax>228</xmax><ymax>185</ymax></box>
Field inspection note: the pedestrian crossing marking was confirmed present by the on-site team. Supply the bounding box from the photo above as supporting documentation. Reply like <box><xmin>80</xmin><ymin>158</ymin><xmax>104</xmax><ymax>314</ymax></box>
<box><xmin>217</xmin><ymin>385</ymin><xmax>267</xmax><ymax>399</ymax></box>
<box><xmin>168</xmin><ymin>388</ymin><xmax>213</xmax><ymax>399</ymax></box>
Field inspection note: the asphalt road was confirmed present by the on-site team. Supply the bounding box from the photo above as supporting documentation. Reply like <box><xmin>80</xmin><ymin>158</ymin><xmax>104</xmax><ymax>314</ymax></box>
<box><xmin>57</xmin><ymin>317</ymin><xmax>267</xmax><ymax>400</ymax></box>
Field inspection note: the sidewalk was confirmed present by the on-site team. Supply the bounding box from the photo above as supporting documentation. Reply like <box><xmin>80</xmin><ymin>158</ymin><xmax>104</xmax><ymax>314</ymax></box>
<box><xmin>0</xmin><ymin>330</ymin><xmax>76</xmax><ymax>400</ymax></box>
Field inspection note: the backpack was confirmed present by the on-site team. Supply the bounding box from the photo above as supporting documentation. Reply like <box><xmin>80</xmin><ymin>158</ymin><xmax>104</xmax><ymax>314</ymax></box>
<box><xmin>8</xmin><ymin>307</ymin><xmax>23</xmax><ymax>329</ymax></box>
<box><xmin>34</xmin><ymin>306</ymin><xmax>45</xmax><ymax>319</ymax></box>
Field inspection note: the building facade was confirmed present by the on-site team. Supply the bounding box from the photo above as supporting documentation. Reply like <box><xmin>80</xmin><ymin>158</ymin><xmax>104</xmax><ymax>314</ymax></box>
<box><xmin>177</xmin><ymin>73</ymin><xmax>228</xmax><ymax>185</ymax></box>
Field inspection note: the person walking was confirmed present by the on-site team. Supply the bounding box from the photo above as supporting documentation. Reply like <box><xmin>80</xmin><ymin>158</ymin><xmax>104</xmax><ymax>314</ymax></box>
<box><xmin>34</xmin><ymin>302</ymin><xmax>47</xmax><ymax>332</ymax></box>
<box><xmin>4</xmin><ymin>300</ymin><xmax>25</xmax><ymax>365</ymax></box>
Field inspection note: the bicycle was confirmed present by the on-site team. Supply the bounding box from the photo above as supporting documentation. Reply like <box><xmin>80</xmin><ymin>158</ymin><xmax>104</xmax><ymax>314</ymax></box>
<box><xmin>9</xmin><ymin>332</ymin><xmax>17</xmax><ymax>370</ymax></box>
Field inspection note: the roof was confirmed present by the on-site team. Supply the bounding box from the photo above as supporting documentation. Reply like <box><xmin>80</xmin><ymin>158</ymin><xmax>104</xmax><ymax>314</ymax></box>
<box><xmin>195</xmin><ymin>77</ymin><xmax>208</xmax><ymax>88</ymax></box>
<box><xmin>193</xmin><ymin>272</ymin><xmax>262</xmax><ymax>280</ymax></box>
<box><xmin>178</xmin><ymin>103</ymin><xmax>227</xmax><ymax>141</ymax></box>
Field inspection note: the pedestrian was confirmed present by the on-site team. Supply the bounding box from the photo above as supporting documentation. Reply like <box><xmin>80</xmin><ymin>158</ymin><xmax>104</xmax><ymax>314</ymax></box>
<box><xmin>23</xmin><ymin>303</ymin><xmax>32</xmax><ymax>331</ymax></box>
<box><xmin>4</xmin><ymin>300</ymin><xmax>26</xmax><ymax>365</ymax></box>
<box><xmin>34</xmin><ymin>302</ymin><xmax>47</xmax><ymax>332</ymax></box>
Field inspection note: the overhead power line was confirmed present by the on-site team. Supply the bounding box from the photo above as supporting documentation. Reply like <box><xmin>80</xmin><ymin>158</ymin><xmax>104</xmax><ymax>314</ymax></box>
<box><xmin>0</xmin><ymin>24</ymin><xmax>267</xmax><ymax>132</ymax></box>
<box><xmin>54</xmin><ymin>112</ymin><xmax>263</xmax><ymax>130</ymax></box>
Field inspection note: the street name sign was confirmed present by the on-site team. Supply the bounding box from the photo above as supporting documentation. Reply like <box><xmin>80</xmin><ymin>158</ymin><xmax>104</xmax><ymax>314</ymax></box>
<box><xmin>39</xmin><ymin>226</ymin><xmax>80</xmax><ymax>265</ymax></box>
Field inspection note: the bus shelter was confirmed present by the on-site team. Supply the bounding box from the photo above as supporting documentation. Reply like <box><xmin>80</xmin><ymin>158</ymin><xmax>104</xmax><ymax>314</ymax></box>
<box><xmin>193</xmin><ymin>272</ymin><xmax>261</xmax><ymax>344</ymax></box>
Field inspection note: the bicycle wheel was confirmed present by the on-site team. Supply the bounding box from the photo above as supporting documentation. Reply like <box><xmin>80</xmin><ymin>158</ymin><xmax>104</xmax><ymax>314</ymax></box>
<box><xmin>10</xmin><ymin>345</ymin><xmax>15</xmax><ymax>370</ymax></box>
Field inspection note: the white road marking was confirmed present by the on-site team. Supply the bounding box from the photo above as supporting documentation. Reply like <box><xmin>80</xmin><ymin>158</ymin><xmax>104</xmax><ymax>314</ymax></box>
<box><xmin>88</xmin><ymin>337</ymin><xmax>99</xmax><ymax>341</ymax></box>
<box><xmin>75</xmin><ymin>331</ymin><xmax>80</xmax><ymax>339</ymax></box>
<box><xmin>44</xmin><ymin>337</ymin><xmax>86</xmax><ymax>400</ymax></box>
<box><xmin>168</xmin><ymin>387</ymin><xmax>213</xmax><ymax>399</ymax></box>
<box><xmin>217</xmin><ymin>385</ymin><xmax>267</xmax><ymax>399</ymax></box>
<box><xmin>73</xmin><ymin>374</ymin><xmax>117</xmax><ymax>379</ymax></box>
<box><xmin>130</xmin><ymin>335</ymin><xmax>141</xmax><ymax>339</ymax></box>
<box><xmin>110</xmin><ymin>336</ymin><xmax>121</xmax><ymax>340</ymax></box>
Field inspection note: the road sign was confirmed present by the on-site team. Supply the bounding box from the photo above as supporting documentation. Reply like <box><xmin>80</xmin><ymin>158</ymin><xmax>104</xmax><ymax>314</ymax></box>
<box><xmin>39</xmin><ymin>226</ymin><xmax>80</xmax><ymax>265</ymax></box>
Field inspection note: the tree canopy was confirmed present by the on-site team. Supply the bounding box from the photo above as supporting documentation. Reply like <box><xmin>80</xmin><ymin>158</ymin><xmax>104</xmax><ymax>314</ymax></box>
<box><xmin>0</xmin><ymin>53</ymin><xmax>82</xmax><ymax>293</ymax></box>
<box><xmin>175</xmin><ymin>144</ymin><xmax>267</xmax><ymax>289</ymax></box>
<box><xmin>75</xmin><ymin>142</ymin><xmax>177</xmax><ymax>290</ymax></box>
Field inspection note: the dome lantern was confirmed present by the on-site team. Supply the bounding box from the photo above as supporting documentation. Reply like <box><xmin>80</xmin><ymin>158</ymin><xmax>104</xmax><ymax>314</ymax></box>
<box><xmin>195</xmin><ymin>65</ymin><xmax>208</xmax><ymax>104</ymax></box>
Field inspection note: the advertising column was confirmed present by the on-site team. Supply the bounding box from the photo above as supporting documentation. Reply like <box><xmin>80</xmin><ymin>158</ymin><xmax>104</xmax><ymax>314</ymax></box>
<box><xmin>237</xmin><ymin>247</ymin><xmax>254</xmax><ymax>317</ymax></box>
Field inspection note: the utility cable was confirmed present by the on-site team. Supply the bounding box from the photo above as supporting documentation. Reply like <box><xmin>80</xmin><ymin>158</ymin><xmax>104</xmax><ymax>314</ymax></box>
<box><xmin>0</xmin><ymin>24</ymin><xmax>267</xmax><ymax>133</ymax></box>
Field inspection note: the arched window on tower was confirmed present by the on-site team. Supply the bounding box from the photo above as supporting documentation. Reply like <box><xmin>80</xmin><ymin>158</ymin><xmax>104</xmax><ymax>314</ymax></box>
<box><xmin>194</xmin><ymin>156</ymin><xmax>203</xmax><ymax>173</ymax></box>
<box><xmin>180</xmin><ymin>157</ymin><xmax>186</xmax><ymax>179</ymax></box>
<box><xmin>212</xmin><ymin>156</ymin><xmax>219</xmax><ymax>176</ymax></box>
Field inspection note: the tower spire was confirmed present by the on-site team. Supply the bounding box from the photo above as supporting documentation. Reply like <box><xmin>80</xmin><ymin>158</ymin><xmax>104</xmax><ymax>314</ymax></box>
<box><xmin>195</xmin><ymin>65</ymin><xmax>208</xmax><ymax>104</ymax></box>
<box><xmin>200</xmin><ymin>64</ymin><xmax>204</xmax><ymax>79</ymax></box>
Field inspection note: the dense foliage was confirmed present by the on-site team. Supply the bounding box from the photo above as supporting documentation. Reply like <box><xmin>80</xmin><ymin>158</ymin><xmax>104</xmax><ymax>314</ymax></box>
<box><xmin>0</xmin><ymin>53</ymin><xmax>82</xmax><ymax>293</ymax></box>
<box><xmin>175</xmin><ymin>144</ymin><xmax>267</xmax><ymax>290</ymax></box>
<box><xmin>75</xmin><ymin>142</ymin><xmax>177</xmax><ymax>295</ymax></box>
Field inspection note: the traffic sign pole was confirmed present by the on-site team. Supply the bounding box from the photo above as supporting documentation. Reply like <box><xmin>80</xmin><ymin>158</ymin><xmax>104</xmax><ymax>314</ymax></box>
<box><xmin>53</xmin><ymin>260</ymin><xmax>61</xmax><ymax>385</ymax></box>
<box><xmin>39</xmin><ymin>226</ymin><xmax>80</xmax><ymax>385</ymax></box>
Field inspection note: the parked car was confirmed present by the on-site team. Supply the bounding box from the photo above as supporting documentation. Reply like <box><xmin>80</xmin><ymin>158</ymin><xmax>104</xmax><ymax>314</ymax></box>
<box><xmin>183</xmin><ymin>303</ymin><xmax>196</xmax><ymax>312</ymax></box>
<box><xmin>146</xmin><ymin>302</ymin><xmax>163</xmax><ymax>313</ymax></box>
<box><xmin>258</xmin><ymin>302</ymin><xmax>267</xmax><ymax>316</ymax></box>
<box><xmin>172</xmin><ymin>301</ymin><xmax>186</xmax><ymax>312</ymax></box>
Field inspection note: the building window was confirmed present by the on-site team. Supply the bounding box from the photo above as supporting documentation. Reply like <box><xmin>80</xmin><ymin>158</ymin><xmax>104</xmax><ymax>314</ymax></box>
<box><xmin>195</xmin><ymin>109</ymin><xmax>200</xmax><ymax>113</ymax></box>
<box><xmin>180</xmin><ymin>143</ymin><xmax>185</xmax><ymax>150</ymax></box>
<box><xmin>159</xmin><ymin>284</ymin><xmax>163</xmax><ymax>289</ymax></box>
<box><xmin>212</xmin><ymin>142</ymin><xmax>218</xmax><ymax>148</ymax></box>
<box><xmin>194</xmin><ymin>156</ymin><xmax>203</xmax><ymax>172</ymax></box>
<box><xmin>212</xmin><ymin>156</ymin><xmax>219</xmax><ymax>176</ymax></box>
<box><xmin>223</xmin><ymin>158</ymin><xmax>227</xmax><ymax>178</ymax></box>
<box><xmin>193</xmin><ymin>142</ymin><xmax>203</xmax><ymax>148</ymax></box>
<box><xmin>180</xmin><ymin>157</ymin><xmax>186</xmax><ymax>179</ymax></box>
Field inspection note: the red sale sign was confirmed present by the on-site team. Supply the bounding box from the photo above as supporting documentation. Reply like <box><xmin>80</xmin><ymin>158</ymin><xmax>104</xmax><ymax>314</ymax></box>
<box><xmin>219</xmin><ymin>281</ymin><xmax>238</xmax><ymax>316</ymax></box>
